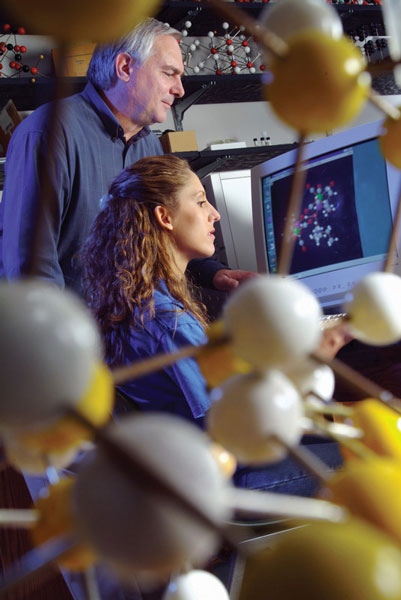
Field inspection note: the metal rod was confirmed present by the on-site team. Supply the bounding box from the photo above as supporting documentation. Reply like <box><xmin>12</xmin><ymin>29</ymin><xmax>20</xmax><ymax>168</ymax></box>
<box><xmin>277</xmin><ymin>134</ymin><xmax>307</xmax><ymax>275</ymax></box>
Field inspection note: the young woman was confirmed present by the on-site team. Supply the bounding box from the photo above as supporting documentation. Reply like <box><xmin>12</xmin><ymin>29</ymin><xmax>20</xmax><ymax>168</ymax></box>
<box><xmin>81</xmin><ymin>155</ymin><xmax>220</xmax><ymax>426</ymax></box>
<box><xmin>81</xmin><ymin>154</ymin><xmax>344</xmax><ymax>497</ymax></box>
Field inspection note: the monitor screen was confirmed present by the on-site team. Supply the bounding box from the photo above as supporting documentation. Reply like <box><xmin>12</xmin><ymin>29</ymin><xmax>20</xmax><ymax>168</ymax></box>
<box><xmin>251</xmin><ymin>121</ymin><xmax>401</xmax><ymax>312</ymax></box>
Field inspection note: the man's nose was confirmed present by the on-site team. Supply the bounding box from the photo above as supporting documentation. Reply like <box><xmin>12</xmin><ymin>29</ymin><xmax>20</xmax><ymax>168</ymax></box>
<box><xmin>173</xmin><ymin>76</ymin><xmax>185</xmax><ymax>98</ymax></box>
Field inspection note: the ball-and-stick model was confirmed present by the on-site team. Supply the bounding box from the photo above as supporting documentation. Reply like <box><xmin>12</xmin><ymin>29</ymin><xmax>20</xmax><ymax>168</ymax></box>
<box><xmin>4</xmin><ymin>0</ymin><xmax>401</xmax><ymax>599</ymax></box>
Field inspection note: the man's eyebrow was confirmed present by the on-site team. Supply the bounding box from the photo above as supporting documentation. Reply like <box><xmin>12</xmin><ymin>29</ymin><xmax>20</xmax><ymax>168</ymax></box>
<box><xmin>163</xmin><ymin>63</ymin><xmax>184</xmax><ymax>75</ymax></box>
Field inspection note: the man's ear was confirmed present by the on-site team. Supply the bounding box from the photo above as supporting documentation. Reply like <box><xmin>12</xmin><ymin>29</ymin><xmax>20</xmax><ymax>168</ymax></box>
<box><xmin>154</xmin><ymin>206</ymin><xmax>174</xmax><ymax>231</ymax></box>
<box><xmin>115</xmin><ymin>52</ymin><xmax>133</xmax><ymax>82</ymax></box>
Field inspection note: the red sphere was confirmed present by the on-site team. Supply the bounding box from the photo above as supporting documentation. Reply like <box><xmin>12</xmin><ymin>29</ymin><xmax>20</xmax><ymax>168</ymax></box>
<box><xmin>20</xmin><ymin>46</ymin><xmax>27</xmax><ymax>53</ymax></box>
<box><xmin>14</xmin><ymin>45</ymin><xmax>20</xmax><ymax>52</ymax></box>
<box><xmin>211</xmin><ymin>47</ymin><xmax>217</xmax><ymax>54</ymax></box>
<box><xmin>17</xmin><ymin>27</ymin><xmax>26</xmax><ymax>35</ymax></box>
<box><xmin>260</xmin><ymin>64</ymin><xmax>266</xmax><ymax>71</ymax></box>
<box><xmin>247</xmin><ymin>61</ymin><xmax>254</xmax><ymax>68</ymax></box>
<box><xmin>231</xmin><ymin>60</ymin><xmax>237</xmax><ymax>67</ymax></box>
<box><xmin>30</xmin><ymin>66</ymin><xmax>38</xmax><ymax>75</ymax></box>
<box><xmin>15</xmin><ymin>63</ymin><xmax>21</xmax><ymax>71</ymax></box>
<box><xmin>226</xmin><ymin>39</ymin><xmax>232</xmax><ymax>45</ymax></box>
<box><xmin>9</xmin><ymin>61</ymin><xmax>16</xmax><ymax>69</ymax></box>
<box><xmin>216</xmin><ymin>68</ymin><xmax>222</xmax><ymax>75</ymax></box>
<box><xmin>242</xmin><ymin>40</ymin><xmax>248</xmax><ymax>47</ymax></box>
<box><xmin>3</xmin><ymin>24</ymin><xmax>11</xmax><ymax>32</ymax></box>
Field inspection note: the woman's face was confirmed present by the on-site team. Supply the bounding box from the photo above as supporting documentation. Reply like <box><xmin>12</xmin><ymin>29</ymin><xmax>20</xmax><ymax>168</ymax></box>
<box><xmin>169</xmin><ymin>171</ymin><xmax>220</xmax><ymax>271</ymax></box>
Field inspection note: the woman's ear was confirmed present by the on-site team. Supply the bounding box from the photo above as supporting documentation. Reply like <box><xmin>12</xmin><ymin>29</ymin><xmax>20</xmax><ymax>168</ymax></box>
<box><xmin>154</xmin><ymin>206</ymin><xmax>174</xmax><ymax>231</ymax></box>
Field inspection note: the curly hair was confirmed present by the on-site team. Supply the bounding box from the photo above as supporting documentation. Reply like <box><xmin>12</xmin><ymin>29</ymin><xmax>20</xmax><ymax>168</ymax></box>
<box><xmin>80</xmin><ymin>155</ymin><xmax>208</xmax><ymax>366</ymax></box>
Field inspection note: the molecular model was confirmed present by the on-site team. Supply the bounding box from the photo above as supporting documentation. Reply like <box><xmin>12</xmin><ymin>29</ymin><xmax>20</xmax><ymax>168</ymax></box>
<box><xmin>294</xmin><ymin>182</ymin><xmax>339</xmax><ymax>252</ymax></box>
<box><xmin>179</xmin><ymin>20</ymin><xmax>265</xmax><ymax>75</ymax></box>
<box><xmin>3</xmin><ymin>0</ymin><xmax>401</xmax><ymax>599</ymax></box>
<box><xmin>0</xmin><ymin>23</ymin><xmax>44</xmax><ymax>80</ymax></box>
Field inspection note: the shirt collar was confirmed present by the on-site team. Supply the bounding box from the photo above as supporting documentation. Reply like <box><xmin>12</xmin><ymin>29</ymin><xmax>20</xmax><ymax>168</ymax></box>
<box><xmin>155</xmin><ymin>280</ymin><xmax>185</xmax><ymax>309</ymax></box>
<box><xmin>81</xmin><ymin>80</ymin><xmax>152</xmax><ymax>143</ymax></box>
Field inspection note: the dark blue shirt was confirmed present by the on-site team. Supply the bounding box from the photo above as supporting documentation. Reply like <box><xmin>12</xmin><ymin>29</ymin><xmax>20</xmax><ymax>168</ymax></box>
<box><xmin>116</xmin><ymin>281</ymin><xmax>210</xmax><ymax>424</ymax></box>
<box><xmin>0</xmin><ymin>82</ymin><xmax>223</xmax><ymax>293</ymax></box>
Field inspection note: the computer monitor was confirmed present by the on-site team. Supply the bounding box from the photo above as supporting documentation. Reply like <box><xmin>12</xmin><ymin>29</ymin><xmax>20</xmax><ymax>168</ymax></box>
<box><xmin>202</xmin><ymin>169</ymin><xmax>258</xmax><ymax>273</ymax></box>
<box><xmin>251</xmin><ymin>120</ymin><xmax>401</xmax><ymax>313</ymax></box>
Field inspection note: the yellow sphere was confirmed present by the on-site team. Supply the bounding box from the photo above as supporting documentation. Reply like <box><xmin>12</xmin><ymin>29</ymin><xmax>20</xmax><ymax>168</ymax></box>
<box><xmin>379</xmin><ymin>113</ymin><xmax>401</xmax><ymax>170</ymax></box>
<box><xmin>4</xmin><ymin>0</ymin><xmax>162</xmax><ymax>43</ymax></box>
<box><xmin>322</xmin><ymin>457</ymin><xmax>401</xmax><ymax>545</ymax></box>
<box><xmin>197</xmin><ymin>320</ymin><xmax>251</xmax><ymax>389</ymax></box>
<box><xmin>30</xmin><ymin>479</ymin><xmax>97</xmax><ymax>571</ymax></box>
<box><xmin>267</xmin><ymin>31</ymin><xmax>370</xmax><ymax>133</ymax></box>
<box><xmin>209</xmin><ymin>442</ymin><xmax>237</xmax><ymax>479</ymax></box>
<box><xmin>240</xmin><ymin>519</ymin><xmax>401</xmax><ymax>600</ymax></box>
<box><xmin>18</xmin><ymin>362</ymin><xmax>113</xmax><ymax>453</ymax></box>
<box><xmin>351</xmin><ymin>399</ymin><xmax>401</xmax><ymax>461</ymax></box>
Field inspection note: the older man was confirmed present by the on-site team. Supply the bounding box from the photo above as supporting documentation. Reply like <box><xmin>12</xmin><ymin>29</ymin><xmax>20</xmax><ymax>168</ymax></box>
<box><xmin>0</xmin><ymin>17</ymin><xmax>253</xmax><ymax>295</ymax></box>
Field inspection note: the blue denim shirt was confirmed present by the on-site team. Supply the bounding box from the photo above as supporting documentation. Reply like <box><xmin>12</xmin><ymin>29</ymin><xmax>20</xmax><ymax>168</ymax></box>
<box><xmin>0</xmin><ymin>82</ymin><xmax>223</xmax><ymax>294</ymax></box>
<box><xmin>116</xmin><ymin>281</ymin><xmax>210</xmax><ymax>424</ymax></box>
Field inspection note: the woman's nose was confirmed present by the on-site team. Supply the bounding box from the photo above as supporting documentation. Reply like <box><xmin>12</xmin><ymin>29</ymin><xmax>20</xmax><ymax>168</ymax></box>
<box><xmin>209</xmin><ymin>204</ymin><xmax>220</xmax><ymax>222</ymax></box>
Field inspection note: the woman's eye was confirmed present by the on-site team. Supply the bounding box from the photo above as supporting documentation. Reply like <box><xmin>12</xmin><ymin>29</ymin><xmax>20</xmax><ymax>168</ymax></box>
<box><xmin>198</xmin><ymin>201</ymin><xmax>206</xmax><ymax>207</ymax></box>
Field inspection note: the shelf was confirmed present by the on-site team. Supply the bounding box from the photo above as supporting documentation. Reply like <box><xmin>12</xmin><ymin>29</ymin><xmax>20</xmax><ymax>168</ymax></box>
<box><xmin>181</xmin><ymin>73</ymin><xmax>264</xmax><ymax>103</ymax></box>
<box><xmin>0</xmin><ymin>2</ymin><xmax>397</xmax><ymax>117</ymax></box>
<box><xmin>0</xmin><ymin>2</ymin><xmax>385</xmax><ymax>38</ymax></box>
<box><xmin>0</xmin><ymin>74</ymin><xmax>264</xmax><ymax>113</ymax></box>
<box><xmin>173</xmin><ymin>143</ymin><xmax>297</xmax><ymax>178</ymax></box>
<box><xmin>0</xmin><ymin>77</ymin><xmax>86</xmax><ymax>112</ymax></box>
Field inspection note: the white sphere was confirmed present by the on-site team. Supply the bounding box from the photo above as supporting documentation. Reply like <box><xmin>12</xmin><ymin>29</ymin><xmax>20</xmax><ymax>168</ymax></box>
<box><xmin>260</xmin><ymin>0</ymin><xmax>343</xmax><ymax>51</ymax></box>
<box><xmin>162</xmin><ymin>570</ymin><xmax>229</xmax><ymax>600</ymax></box>
<box><xmin>285</xmin><ymin>360</ymin><xmax>335</xmax><ymax>403</ymax></box>
<box><xmin>72</xmin><ymin>414</ymin><xmax>230</xmax><ymax>580</ymax></box>
<box><xmin>344</xmin><ymin>272</ymin><xmax>401</xmax><ymax>345</ymax></box>
<box><xmin>185</xmin><ymin>21</ymin><xmax>192</xmax><ymax>29</ymax></box>
<box><xmin>207</xmin><ymin>370</ymin><xmax>304</xmax><ymax>464</ymax></box>
<box><xmin>0</xmin><ymin>280</ymin><xmax>102</xmax><ymax>429</ymax></box>
<box><xmin>223</xmin><ymin>275</ymin><xmax>322</xmax><ymax>371</ymax></box>
<box><xmin>222</xmin><ymin>22</ymin><xmax>229</xmax><ymax>30</ymax></box>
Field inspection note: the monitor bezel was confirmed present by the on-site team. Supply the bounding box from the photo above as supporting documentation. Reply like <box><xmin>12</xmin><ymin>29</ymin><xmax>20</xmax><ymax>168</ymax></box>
<box><xmin>251</xmin><ymin>120</ymin><xmax>401</xmax><ymax>310</ymax></box>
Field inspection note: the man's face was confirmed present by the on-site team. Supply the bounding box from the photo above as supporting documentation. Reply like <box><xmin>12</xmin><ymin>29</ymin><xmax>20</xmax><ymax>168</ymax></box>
<box><xmin>127</xmin><ymin>35</ymin><xmax>185</xmax><ymax>127</ymax></box>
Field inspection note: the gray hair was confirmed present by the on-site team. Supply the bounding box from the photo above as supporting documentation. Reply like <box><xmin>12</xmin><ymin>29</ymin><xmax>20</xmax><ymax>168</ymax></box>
<box><xmin>87</xmin><ymin>18</ymin><xmax>181</xmax><ymax>90</ymax></box>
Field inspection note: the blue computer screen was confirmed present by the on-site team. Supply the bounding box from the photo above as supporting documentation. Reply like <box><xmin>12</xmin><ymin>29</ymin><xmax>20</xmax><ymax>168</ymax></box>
<box><xmin>261</xmin><ymin>137</ymin><xmax>393</xmax><ymax>280</ymax></box>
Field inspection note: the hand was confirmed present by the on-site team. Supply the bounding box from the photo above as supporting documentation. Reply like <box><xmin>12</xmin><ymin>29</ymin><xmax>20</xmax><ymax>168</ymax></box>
<box><xmin>318</xmin><ymin>322</ymin><xmax>353</xmax><ymax>360</ymax></box>
<box><xmin>212</xmin><ymin>269</ymin><xmax>259</xmax><ymax>292</ymax></box>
